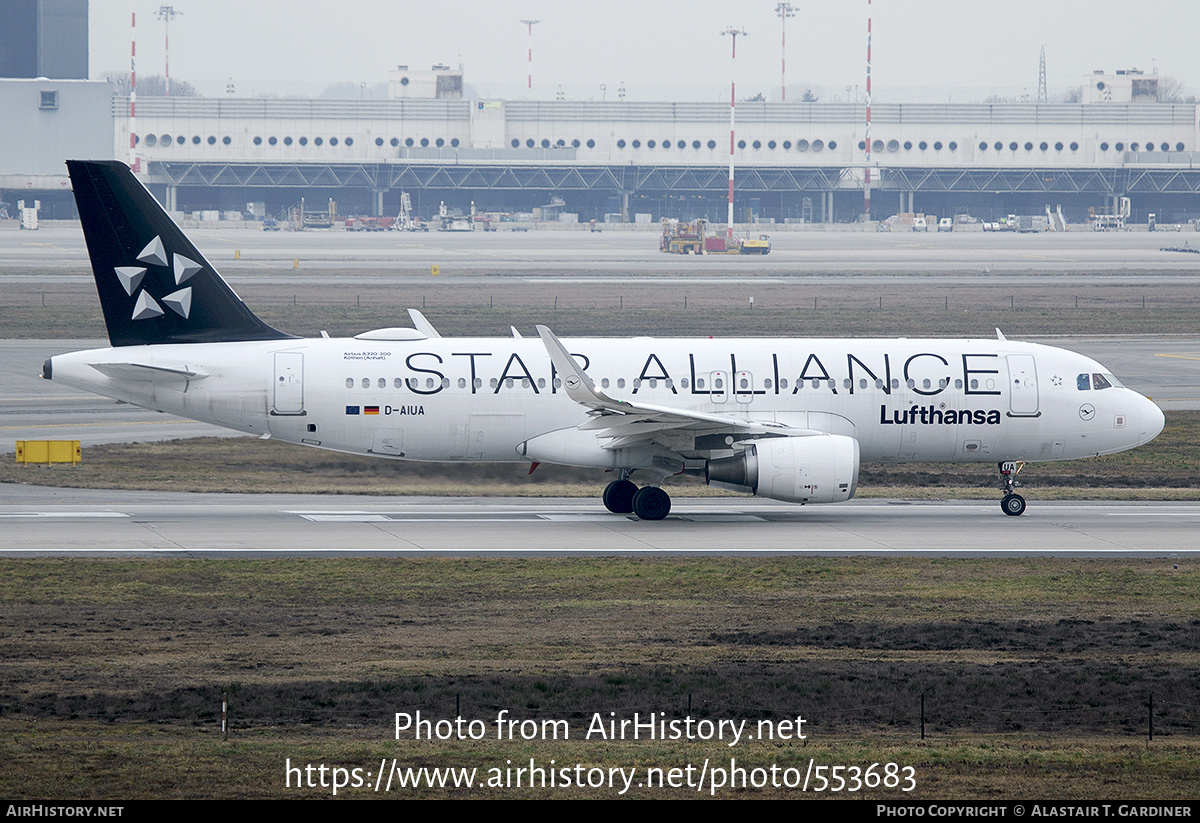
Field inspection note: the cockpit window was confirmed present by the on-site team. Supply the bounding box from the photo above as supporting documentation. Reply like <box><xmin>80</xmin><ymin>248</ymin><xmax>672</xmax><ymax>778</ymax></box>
<box><xmin>1077</xmin><ymin>373</ymin><xmax>1090</xmax><ymax>391</ymax></box>
<box><xmin>1092</xmin><ymin>373</ymin><xmax>1112</xmax><ymax>390</ymax></box>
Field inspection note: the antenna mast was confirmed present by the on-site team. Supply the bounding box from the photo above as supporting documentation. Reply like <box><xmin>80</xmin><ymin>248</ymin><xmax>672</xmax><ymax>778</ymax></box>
<box><xmin>1038</xmin><ymin>45</ymin><xmax>1048</xmax><ymax>104</ymax></box>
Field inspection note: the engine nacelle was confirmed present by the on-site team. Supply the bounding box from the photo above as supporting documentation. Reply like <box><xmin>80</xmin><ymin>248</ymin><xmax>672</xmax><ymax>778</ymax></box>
<box><xmin>706</xmin><ymin>434</ymin><xmax>859</xmax><ymax>504</ymax></box>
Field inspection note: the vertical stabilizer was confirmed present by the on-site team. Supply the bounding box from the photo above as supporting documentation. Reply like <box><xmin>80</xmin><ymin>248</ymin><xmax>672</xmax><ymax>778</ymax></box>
<box><xmin>66</xmin><ymin>160</ymin><xmax>294</xmax><ymax>347</ymax></box>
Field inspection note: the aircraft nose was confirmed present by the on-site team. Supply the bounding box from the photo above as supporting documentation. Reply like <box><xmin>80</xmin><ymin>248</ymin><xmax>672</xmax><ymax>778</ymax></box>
<box><xmin>1138</xmin><ymin>395</ymin><xmax>1165</xmax><ymax>446</ymax></box>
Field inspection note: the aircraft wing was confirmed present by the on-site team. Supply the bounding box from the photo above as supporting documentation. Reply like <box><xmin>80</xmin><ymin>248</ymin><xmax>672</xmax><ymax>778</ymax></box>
<box><xmin>536</xmin><ymin>325</ymin><xmax>817</xmax><ymax>451</ymax></box>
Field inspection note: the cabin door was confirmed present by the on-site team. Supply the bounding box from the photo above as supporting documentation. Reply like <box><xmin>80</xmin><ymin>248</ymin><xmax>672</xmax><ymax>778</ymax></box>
<box><xmin>272</xmin><ymin>352</ymin><xmax>305</xmax><ymax>415</ymax></box>
<box><xmin>1006</xmin><ymin>355</ymin><xmax>1040</xmax><ymax>417</ymax></box>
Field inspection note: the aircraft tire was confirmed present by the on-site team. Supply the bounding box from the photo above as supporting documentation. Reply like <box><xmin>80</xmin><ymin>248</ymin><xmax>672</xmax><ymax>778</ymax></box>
<box><xmin>632</xmin><ymin>486</ymin><xmax>671</xmax><ymax>521</ymax></box>
<box><xmin>602</xmin><ymin>479</ymin><xmax>637</xmax><ymax>514</ymax></box>
<box><xmin>1001</xmin><ymin>494</ymin><xmax>1027</xmax><ymax>517</ymax></box>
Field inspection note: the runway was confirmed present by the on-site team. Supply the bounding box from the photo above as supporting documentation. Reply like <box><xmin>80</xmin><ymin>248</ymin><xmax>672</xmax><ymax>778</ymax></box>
<box><xmin>0</xmin><ymin>489</ymin><xmax>1196</xmax><ymax>556</ymax></box>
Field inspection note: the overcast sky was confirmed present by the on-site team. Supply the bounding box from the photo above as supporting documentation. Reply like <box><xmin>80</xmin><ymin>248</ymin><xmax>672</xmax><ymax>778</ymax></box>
<box><xmin>87</xmin><ymin>1</ymin><xmax>1200</xmax><ymax>102</ymax></box>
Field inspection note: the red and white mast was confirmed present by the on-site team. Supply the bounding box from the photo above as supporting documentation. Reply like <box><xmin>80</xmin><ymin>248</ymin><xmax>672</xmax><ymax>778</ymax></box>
<box><xmin>722</xmin><ymin>27</ymin><xmax>746</xmax><ymax>242</ymax></box>
<box><xmin>156</xmin><ymin>5</ymin><xmax>180</xmax><ymax>97</ymax></box>
<box><xmin>129</xmin><ymin>12</ymin><xmax>138</xmax><ymax>172</ymax></box>
<box><xmin>520</xmin><ymin>19</ymin><xmax>539</xmax><ymax>97</ymax></box>
<box><xmin>776</xmin><ymin>3</ymin><xmax>795</xmax><ymax>102</ymax></box>
<box><xmin>863</xmin><ymin>0</ymin><xmax>873</xmax><ymax>220</ymax></box>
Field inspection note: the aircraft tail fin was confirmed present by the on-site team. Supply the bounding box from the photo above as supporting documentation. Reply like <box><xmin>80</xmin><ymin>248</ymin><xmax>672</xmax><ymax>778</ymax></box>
<box><xmin>66</xmin><ymin>160</ymin><xmax>295</xmax><ymax>347</ymax></box>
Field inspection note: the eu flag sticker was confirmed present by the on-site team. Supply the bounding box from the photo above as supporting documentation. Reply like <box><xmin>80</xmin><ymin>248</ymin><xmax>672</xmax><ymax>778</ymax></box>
<box><xmin>346</xmin><ymin>406</ymin><xmax>360</xmax><ymax>415</ymax></box>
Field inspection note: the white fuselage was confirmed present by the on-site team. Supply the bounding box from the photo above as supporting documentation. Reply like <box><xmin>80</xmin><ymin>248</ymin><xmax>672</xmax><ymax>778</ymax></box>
<box><xmin>48</xmin><ymin>335</ymin><xmax>1164</xmax><ymax>469</ymax></box>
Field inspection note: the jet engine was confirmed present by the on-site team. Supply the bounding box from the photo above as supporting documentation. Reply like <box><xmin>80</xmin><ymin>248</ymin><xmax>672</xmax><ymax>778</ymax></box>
<box><xmin>706</xmin><ymin>434</ymin><xmax>859</xmax><ymax>504</ymax></box>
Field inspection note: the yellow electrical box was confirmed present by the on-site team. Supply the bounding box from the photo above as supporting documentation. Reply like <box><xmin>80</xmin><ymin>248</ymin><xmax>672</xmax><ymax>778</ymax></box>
<box><xmin>15</xmin><ymin>440</ymin><xmax>82</xmax><ymax>466</ymax></box>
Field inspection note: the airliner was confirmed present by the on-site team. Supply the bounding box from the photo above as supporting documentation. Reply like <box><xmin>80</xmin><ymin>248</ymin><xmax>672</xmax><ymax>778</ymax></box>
<box><xmin>43</xmin><ymin>161</ymin><xmax>1165</xmax><ymax>520</ymax></box>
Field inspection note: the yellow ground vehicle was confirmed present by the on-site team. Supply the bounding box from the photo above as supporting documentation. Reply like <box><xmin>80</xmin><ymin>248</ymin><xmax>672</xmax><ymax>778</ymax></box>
<box><xmin>660</xmin><ymin>218</ymin><xmax>771</xmax><ymax>255</ymax></box>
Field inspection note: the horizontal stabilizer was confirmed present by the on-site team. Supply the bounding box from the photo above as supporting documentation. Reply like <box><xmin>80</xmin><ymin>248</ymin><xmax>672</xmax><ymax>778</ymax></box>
<box><xmin>88</xmin><ymin>362</ymin><xmax>209</xmax><ymax>383</ymax></box>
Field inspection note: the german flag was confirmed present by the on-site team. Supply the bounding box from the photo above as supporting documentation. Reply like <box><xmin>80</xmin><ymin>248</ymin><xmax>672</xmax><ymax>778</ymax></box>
<box><xmin>365</xmin><ymin>406</ymin><xmax>380</xmax><ymax>415</ymax></box>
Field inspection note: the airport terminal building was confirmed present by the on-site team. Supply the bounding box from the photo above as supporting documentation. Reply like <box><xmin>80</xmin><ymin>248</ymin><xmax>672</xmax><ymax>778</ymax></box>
<box><xmin>5</xmin><ymin>60</ymin><xmax>1200</xmax><ymax>224</ymax></box>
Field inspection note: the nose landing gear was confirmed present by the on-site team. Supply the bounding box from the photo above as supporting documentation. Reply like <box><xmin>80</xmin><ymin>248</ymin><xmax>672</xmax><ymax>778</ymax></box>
<box><xmin>998</xmin><ymin>461</ymin><xmax>1026</xmax><ymax>516</ymax></box>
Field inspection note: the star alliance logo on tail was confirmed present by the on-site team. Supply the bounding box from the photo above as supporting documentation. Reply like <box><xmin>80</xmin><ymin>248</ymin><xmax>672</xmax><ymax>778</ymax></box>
<box><xmin>115</xmin><ymin>236</ymin><xmax>198</xmax><ymax>321</ymax></box>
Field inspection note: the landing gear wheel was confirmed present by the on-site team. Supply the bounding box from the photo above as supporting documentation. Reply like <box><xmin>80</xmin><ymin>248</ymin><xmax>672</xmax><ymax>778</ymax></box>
<box><xmin>632</xmin><ymin>486</ymin><xmax>671</xmax><ymax>521</ymax></box>
<box><xmin>602</xmin><ymin>479</ymin><xmax>637</xmax><ymax>514</ymax></box>
<box><xmin>997</xmin><ymin>461</ymin><xmax>1027</xmax><ymax>517</ymax></box>
<box><xmin>1001</xmin><ymin>494</ymin><xmax>1026</xmax><ymax>517</ymax></box>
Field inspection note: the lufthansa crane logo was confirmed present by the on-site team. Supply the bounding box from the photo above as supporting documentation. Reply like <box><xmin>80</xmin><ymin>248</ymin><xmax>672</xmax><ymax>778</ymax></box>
<box><xmin>565</xmin><ymin>375</ymin><xmax>582</xmax><ymax>390</ymax></box>
<box><xmin>1079</xmin><ymin>403</ymin><xmax>1096</xmax><ymax>421</ymax></box>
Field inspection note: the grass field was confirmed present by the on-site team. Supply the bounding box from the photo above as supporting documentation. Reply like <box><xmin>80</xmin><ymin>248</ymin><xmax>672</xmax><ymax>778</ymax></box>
<box><xmin>1</xmin><ymin>556</ymin><xmax>1196</xmax><ymax>799</ymax></box>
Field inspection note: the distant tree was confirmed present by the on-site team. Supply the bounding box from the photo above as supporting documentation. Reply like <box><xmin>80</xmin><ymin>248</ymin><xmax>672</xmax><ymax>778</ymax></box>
<box><xmin>319</xmin><ymin>81</ymin><xmax>389</xmax><ymax>100</ymax></box>
<box><xmin>744</xmin><ymin>91</ymin><xmax>766</xmax><ymax>103</ymax></box>
<box><xmin>1059</xmin><ymin>86</ymin><xmax>1082</xmax><ymax>104</ymax></box>
<box><xmin>801</xmin><ymin>88</ymin><xmax>819</xmax><ymax>102</ymax></box>
<box><xmin>1157</xmin><ymin>75</ymin><xmax>1186</xmax><ymax>103</ymax></box>
<box><xmin>102</xmin><ymin>71</ymin><xmax>198</xmax><ymax>97</ymax></box>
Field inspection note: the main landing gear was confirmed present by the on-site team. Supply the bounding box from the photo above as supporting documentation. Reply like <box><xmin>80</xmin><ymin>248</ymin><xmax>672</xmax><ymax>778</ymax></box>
<box><xmin>998</xmin><ymin>461</ymin><xmax>1026</xmax><ymax>516</ymax></box>
<box><xmin>602</xmin><ymin>478</ymin><xmax>672</xmax><ymax>521</ymax></box>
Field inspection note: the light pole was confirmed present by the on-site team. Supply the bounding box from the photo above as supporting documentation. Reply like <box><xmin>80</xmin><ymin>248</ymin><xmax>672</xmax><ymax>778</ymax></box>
<box><xmin>520</xmin><ymin>19</ymin><xmax>539</xmax><ymax>97</ymax></box>
<box><xmin>775</xmin><ymin>2</ymin><xmax>795</xmax><ymax>102</ymax></box>
<box><xmin>863</xmin><ymin>0</ymin><xmax>873</xmax><ymax>221</ymax></box>
<box><xmin>721</xmin><ymin>27</ymin><xmax>747</xmax><ymax>242</ymax></box>
<box><xmin>156</xmin><ymin>5</ymin><xmax>180</xmax><ymax>97</ymax></box>
<box><xmin>129</xmin><ymin>12</ymin><xmax>138</xmax><ymax>171</ymax></box>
